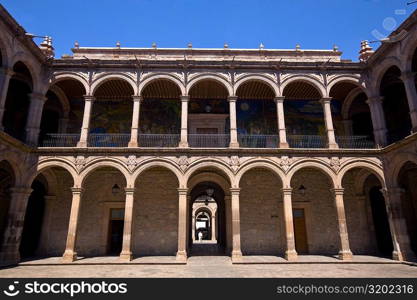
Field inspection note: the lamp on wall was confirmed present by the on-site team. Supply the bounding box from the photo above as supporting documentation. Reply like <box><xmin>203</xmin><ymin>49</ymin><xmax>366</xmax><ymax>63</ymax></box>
<box><xmin>112</xmin><ymin>184</ymin><xmax>121</xmax><ymax>195</ymax></box>
<box><xmin>298</xmin><ymin>185</ymin><xmax>306</xmax><ymax>196</ymax></box>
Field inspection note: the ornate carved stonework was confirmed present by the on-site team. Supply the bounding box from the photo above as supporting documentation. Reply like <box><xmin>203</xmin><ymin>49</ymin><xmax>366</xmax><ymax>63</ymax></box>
<box><xmin>278</xmin><ymin>156</ymin><xmax>294</xmax><ymax>172</ymax></box>
<box><xmin>178</xmin><ymin>156</ymin><xmax>189</xmax><ymax>172</ymax></box>
<box><xmin>126</xmin><ymin>155</ymin><xmax>138</xmax><ymax>172</ymax></box>
<box><xmin>74</xmin><ymin>156</ymin><xmax>87</xmax><ymax>173</ymax></box>
<box><xmin>229</xmin><ymin>156</ymin><xmax>240</xmax><ymax>172</ymax></box>
<box><xmin>330</xmin><ymin>157</ymin><xmax>341</xmax><ymax>172</ymax></box>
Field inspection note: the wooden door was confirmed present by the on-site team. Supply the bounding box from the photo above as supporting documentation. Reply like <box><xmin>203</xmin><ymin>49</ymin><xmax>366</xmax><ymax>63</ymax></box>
<box><xmin>108</xmin><ymin>208</ymin><xmax>125</xmax><ymax>255</ymax></box>
<box><xmin>293</xmin><ymin>208</ymin><xmax>308</xmax><ymax>254</ymax></box>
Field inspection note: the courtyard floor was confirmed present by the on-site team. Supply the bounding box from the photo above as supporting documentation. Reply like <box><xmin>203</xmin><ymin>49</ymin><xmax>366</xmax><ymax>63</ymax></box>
<box><xmin>0</xmin><ymin>256</ymin><xmax>416</xmax><ymax>278</ymax></box>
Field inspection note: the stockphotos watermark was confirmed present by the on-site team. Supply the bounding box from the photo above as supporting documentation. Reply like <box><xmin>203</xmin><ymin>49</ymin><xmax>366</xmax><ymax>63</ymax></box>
<box><xmin>2</xmin><ymin>280</ymin><xmax>128</xmax><ymax>297</ymax></box>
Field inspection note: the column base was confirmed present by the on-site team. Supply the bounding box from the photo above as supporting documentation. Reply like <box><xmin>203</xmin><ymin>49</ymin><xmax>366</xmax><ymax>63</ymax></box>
<box><xmin>392</xmin><ymin>251</ymin><xmax>404</xmax><ymax>261</ymax></box>
<box><xmin>231</xmin><ymin>250</ymin><xmax>243</xmax><ymax>262</ymax></box>
<box><xmin>128</xmin><ymin>141</ymin><xmax>138</xmax><ymax>148</ymax></box>
<box><xmin>178</xmin><ymin>141</ymin><xmax>189</xmax><ymax>148</ymax></box>
<box><xmin>62</xmin><ymin>250</ymin><xmax>77</xmax><ymax>263</ymax></box>
<box><xmin>229</xmin><ymin>142</ymin><xmax>240</xmax><ymax>149</ymax></box>
<box><xmin>338</xmin><ymin>250</ymin><xmax>353</xmax><ymax>260</ymax></box>
<box><xmin>176</xmin><ymin>250</ymin><xmax>188</xmax><ymax>262</ymax></box>
<box><xmin>327</xmin><ymin>143</ymin><xmax>339</xmax><ymax>149</ymax></box>
<box><xmin>119</xmin><ymin>251</ymin><xmax>133</xmax><ymax>261</ymax></box>
<box><xmin>76</xmin><ymin>141</ymin><xmax>87</xmax><ymax>148</ymax></box>
<box><xmin>279</xmin><ymin>142</ymin><xmax>289</xmax><ymax>148</ymax></box>
<box><xmin>285</xmin><ymin>250</ymin><xmax>298</xmax><ymax>261</ymax></box>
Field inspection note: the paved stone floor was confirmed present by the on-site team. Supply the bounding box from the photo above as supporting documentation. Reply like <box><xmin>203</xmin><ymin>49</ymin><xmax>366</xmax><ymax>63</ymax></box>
<box><xmin>0</xmin><ymin>256</ymin><xmax>416</xmax><ymax>278</ymax></box>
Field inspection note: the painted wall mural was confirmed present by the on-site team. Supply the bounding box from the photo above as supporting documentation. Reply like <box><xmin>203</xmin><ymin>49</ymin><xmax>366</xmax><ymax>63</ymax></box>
<box><xmin>236</xmin><ymin>99</ymin><xmax>277</xmax><ymax>135</ymax></box>
<box><xmin>139</xmin><ymin>99</ymin><xmax>181</xmax><ymax>134</ymax></box>
<box><xmin>90</xmin><ymin>100</ymin><xmax>133</xmax><ymax>134</ymax></box>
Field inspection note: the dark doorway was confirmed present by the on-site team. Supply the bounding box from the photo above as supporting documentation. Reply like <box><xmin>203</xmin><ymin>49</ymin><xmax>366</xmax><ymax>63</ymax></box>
<box><xmin>293</xmin><ymin>208</ymin><xmax>308</xmax><ymax>254</ymax></box>
<box><xmin>107</xmin><ymin>208</ymin><xmax>124</xmax><ymax>255</ymax></box>
<box><xmin>369</xmin><ymin>187</ymin><xmax>393</xmax><ymax>257</ymax></box>
<box><xmin>189</xmin><ymin>182</ymin><xmax>226</xmax><ymax>256</ymax></box>
<box><xmin>19</xmin><ymin>180</ymin><xmax>46</xmax><ymax>259</ymax></box>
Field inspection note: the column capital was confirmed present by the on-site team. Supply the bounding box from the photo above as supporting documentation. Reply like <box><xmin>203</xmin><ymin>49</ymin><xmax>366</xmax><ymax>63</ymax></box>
<box><xmin>227</xmin><ymin>96</ymin><xmax>238</xmax><ymax>102</ymax></box>
<box><xmin>281</xmin><ymin>187</ymin><xmax>293</xmax><ymax>195</ymax></box>
<box><xmin>230</xmin><ymin>188</ymin><xmax>241</xmax><ymax>195</ymax></box>
<box><xmin>10</xmin><ymin>186</ymin><xmax>33</xmax><ymax>195</ymax></box>
<box><xmin>400</xmin><ymin>71</ymin><xmax>416</xmax><ymax>82</ymax></box>
<box><xmin>180</xmin><ymin>95</ymin><xmax>190</xmax><ymax>102</ymax></box>
<box><xmin>331</xmin><ymin>188</ymin><xmax>344</xmax><ymax>196</ymax></box>
<box><xmin>383</xmin><ymin>187</ymin><xmax>405</xmax><ymax>197</ymax></box>
<box><xmin>366</xmin><ymin>96</ymin><xmax>383</xmax><ymax>106</ymax></box>
<box><xmin>83</xmin><ymin>95</ymin><xmax>95</xmax><ymax>102</ymax></box>
<box><xmin>132</xmin><ymin>95</ymin><xmax>143</xmax><ymax>102</ymax></box>
<box><xmin>0</xmin><ymin>67</ymin><xmax>14</xmax><ymax>77</ymax></box>
<box><xmin>71</xmin><ymin>187</ymin><xmax>83</xmax><ymax>194</ymax></box>
<box><xmin>29</xmin><ymin>92</ymin><xmax>48</xmax><ymax>103</ymax></box>
<box><xmin>274</xmin><ymin>96</ymin><xmax>285</xmax><ymax>103</ymax></box>
<box><xmin>124</xmin><ymin>187</ymin><xmax>136</xmax><ymax>194</ymax></box>
<box><xmin>178</xmin><ymin>188</ymin><xmax>188</xmax><ymax>195</ymax></box>
<box><xmin>320</xmin><ymin>97</ymin><xmax>332</xmax><ymax>105</ymax></box>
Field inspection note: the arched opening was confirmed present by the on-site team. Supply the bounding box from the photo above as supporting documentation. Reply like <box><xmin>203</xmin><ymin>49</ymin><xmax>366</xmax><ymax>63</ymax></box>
<box><xmin>411</xmin><ymin>47</ymin><xmax>417</xmax><ymax>93</ymax></box>
<box><xmin>290</xmin><ymin>168</ymin><xmax>338</xmax><ymax>255</ymax></box>
<box><xmin>329</xmin><ymin>83</ymin><xmax>374</xmax><ymax>148</ymax></box>
<box><xmin>188</xmin><ymin>79</ymin><xmax>230</xmax><ymax>147</ymax></box>
<box><xmin>341</xmin><ymin>168</ymin><xmax>392</xmax><ymax>257</ymax></box>
<box><xmin>20</xmin><ymin>167</ymin><xmax>74</xmax><ymax>259</ymax></box>
<box><xmin>0</xmin><ymin>161</ymin><xmax>15</xmax><ymax>251</ymax></box>
<box><xmin>41</xmin><ymin>79</ymin><xmax>86</xmax><ymax>147</ymax></box>
<box><xmin>397</xmin><ymin>162</ymin><xmax>417</xmax><ymax>255</ymax></box>
<box><xmin>240</xmin><ymin>168</ymin><xmax>283</xmax><ymax>255</ymax></box>
<box><xmin>380</xmin><ymin>66</ymin><xmax>412</xmax><ymax>143</ymax></box>
<box><xmin>133</xmin><ymin>167</ymin><xmax>179</xmax><ymax>256</ymax></box>
<box><xmin>194</xmin><ymin>208</ymin><xmax>214</xmax><ymax>241</ymax></box>
<box><xmin>236</xmin><ymin>81</ymin><xmax>278</xmax><ymax>148</ymax></box>
<box><xmin>189</xmin><ymin>181</ymin><xmax>226</xmax><ymax>255</ymax></box>
<box><xmin>283</xmin><ymin>81</ymin><xmax>326</xmax><ymax>148</ymax></box>
<box><xmin>140</xmin><ymin>79</ymin><xmax>181</xmax><ymax>147</ymax></box>
<box><xmin>2</xmin><ymin>62</ymin><xmax>33</xmax><ymax>141</ymax></box>
<box><xmin>78</xmin><ymin>167</ymin><xmax>127</xmax><ymax>257</ymax></box>
<box><xmin>90</xmin><ymin>79</ymin><xmax>134</xmax><ymax>147</ymax></box>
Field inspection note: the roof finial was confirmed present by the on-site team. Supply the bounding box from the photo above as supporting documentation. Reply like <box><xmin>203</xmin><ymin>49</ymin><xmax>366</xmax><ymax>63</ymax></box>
<box><xmin>295</xmin><ymin>44</ymin><xmax>301</xmax><ymax>51</ymax></box>
<box><xmin>224</xmin><ymin>42</ymin><xmax>229</xmax><ymax>49</ymax></box>
<box><xmin>259</xmin><ymin>42</ymin><xmax>265</xmax><ymax>50</ymax></box>
<box><xmin>187</xmin><ymin>42</ymin><xmax>192</xmax><ymax>49</ymax></box>
<box><xmin>116</xmin><ymin>41</ymin><xmax>121</xmax><ymax>49</ymax></box>
<box><xmin>359</xmin><ymin>40</ymin><xmax>374</xmax><ymax>62</ymax></box>
<box><xmin>152</xmin><ymin>42</ymin><xmax>157</xmax><ymax>49</ymax></box>
<box><xmin>74</xmin><ymin>41</ymin><xmax>79</xmax><ymax>49</ymax></box>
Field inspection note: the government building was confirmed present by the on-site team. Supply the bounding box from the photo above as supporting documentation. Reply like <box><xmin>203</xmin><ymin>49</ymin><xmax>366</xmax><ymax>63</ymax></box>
<box><xmin>0</xmin><ymin>4</ymin><xmax>416</xmax><ymax>266</ymax></box>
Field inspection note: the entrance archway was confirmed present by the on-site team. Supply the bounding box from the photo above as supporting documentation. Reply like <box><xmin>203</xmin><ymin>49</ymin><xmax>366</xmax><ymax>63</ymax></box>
<box><xmin>188</xmin><ymin>180</ymin><xmax>227</xmax><ymax>256</ymax></box>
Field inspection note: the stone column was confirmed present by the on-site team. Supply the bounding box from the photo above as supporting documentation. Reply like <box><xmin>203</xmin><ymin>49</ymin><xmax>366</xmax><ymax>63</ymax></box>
<box><xmin>25</xmin><ymin>93</ymin><xmax>48</xmax><ymax>146</ymax></box>
<box><xmin>77</xmin><ymin>96</ymin><xmax>95</xmax><ymax>147</ymax></box>
<box><xmin>0</xmin><ymin>187</ymin><xmax>32</xmax><ymax>265</ymax></box>
<box><xmin>62</xmin><ymin>187</ymin><xmax>83</xmax><ymax>262</ymax></box>
<box><xmin>128</xmin><ymin>96</ymin><xmax>143</xmax><ymax>147</ymax></box>
<box><xmin>120</xmin><ymin>188</ymin><xmax>136</xmax><ymax>261</ymax></box>
<box><xmin>282</xmin><ymin>188</ymin><xmax>297</xmax><ymax>261</ymax></box>
<box><xmin>0</xmin><ymin>67</ymin><xmax>13</xmax><ymax>130</ymax></box>
<box><xmin>228</xmin><ymin>96</ymin><xmax>239</xmax><ymax>148</ymax></box>
<box><xmin>274</xmin><ymin>97</ymin><xmax>289</xmax><ymax>148</ymax></box>
<box><xmin>230</xmin><ymin>188</ymin><xmax>243</xmax><ymax>261</ymax></box>
<box><xmin>320</xmin><ymin>97</ymin><xmax>339</xmax><ymax>149</ymax></box>
<box><xmin>211</xmin><ymin>212</ymin><xmax>217</xmax><ymax>242</ymax></box>
<box><xmin>382</xmin><ymin>188</ymin><xmax>415</xmax><ymax>261</ymax></box>
<box><xmin>342</xmin><ymin>120</ymin><xmax>354</xmax><ymax>136</ymax></box>
<box><xmin>400</xmin><ymin>72</ymin><xmax>417</xmax><ymax>132</ymax></box>
<box><xmin>331</xmin><ymin>188</ymin><xmax>353</xmax><ymax>260</ymax></box>
<box><xmin>179</xmin><ymin>96</ymin><xmax>189</xmax><ymax>148</ymax></box>
<box><xmin>366</xmin><ymin>96</ymin><xmax>388</xmax><ymax>147</ymax></box>
<box><xmin>176</xmin><ymin>188</ymin><xmax>188</xmax><ymax>262</ymax></box>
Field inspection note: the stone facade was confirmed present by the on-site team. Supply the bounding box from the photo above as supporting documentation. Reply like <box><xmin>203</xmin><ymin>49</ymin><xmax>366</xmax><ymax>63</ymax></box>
<box><xmin>0</xmin><ymin>4</ymin><xmax>417</xmax><ymax>266</ymax></box>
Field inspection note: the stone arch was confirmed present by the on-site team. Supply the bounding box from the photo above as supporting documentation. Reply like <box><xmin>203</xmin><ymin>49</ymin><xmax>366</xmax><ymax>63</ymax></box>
<box><xmin>79</xmin><ymin>160</ymin><xmax>131</xmax><ymax>187</ymax></box>
<box><xmin>187</xmin><ymin>171</ymin><xmax>230</xmax><ymax>193</ymax></box>
<box><xmin>286</xmin><ymin>160</ymin><xmax>336</xmax><ymax>188</ymax></box>
<box><xmin>0</xmin><ymin>34</ymin><xmax>11</xmax><ymax>67</ymax></box>
<box><xmin>91</xmin><ymin>73</ymin><xmax>138</xmax><ymax>96</ymax></box>
<box><xmin>32</xmin><ymin>159</ymin><xmax>79</xmax><ymax>187</ymax></box>
<box><xmin>373</xmin><ymin>57</ymin><xmax>404</xmax><ymax>91</ymax></box>
<box><xmin>403</xmin><ymin>30</ymin><xmax>417</xmax><ymax>72</ymax></box>
<box><xmin>185</xmin><ymin>159</ymin><xmax>235</xmax><ymax>188</ymax></box>
<box><xmin>10</xmin><ymin>55</ymin><xmax>41</xmax><ymax>92</ymax></box>
<box><xmin>389</xmin><ymin>152</ymin><xmax>417</xmax><ymax>187</ymax></box>
<box><xmin>281</xmin><ymin>75</ymin><xmax>325</xmax><ymax>98</ymax></box>
<box><xmin>234</xmin><ymin>75</ymin><xmax>279</xmax><ymax>97</ymax></box>
<box><xmin>337</xmin><ymin>161</ymin><xmax>385</xmax><ymax>188</ymax></box>
<box><xmin>186</xmin><ymin>74</ymin><xmax>233</xmax><ymax>96</ymax></box>
<box><xmin>341</xmin><ymin>87</ymin><xmax>366</xmax><ymax>120</ymax></box>
<box><xmin>327</xmin><ymin>75</ymin><xmax>365</xmax><ymax>93</ymax></box>
<box><xmin>235</xmin><ymin>160</ymin><xmax>285</xmax><ymax>187</ymax></box>
<box><xmin>48</xmin><ymin>85</ymin><xmax>70</xmax><ymax>118</ymax></box>
<box><xmin>132</xmin><ymin>159</ymin><xmax>183</xmax><ymax>188</ymax></box>
<box><xmin>50</xmin><ymin>72</ymin><xmax>89</xmax><ymax>95</ymax></box>
<box><xmin>139</xmin><ymin>73</ymin><xmax>185</xmax><ymax>96</ymax></box>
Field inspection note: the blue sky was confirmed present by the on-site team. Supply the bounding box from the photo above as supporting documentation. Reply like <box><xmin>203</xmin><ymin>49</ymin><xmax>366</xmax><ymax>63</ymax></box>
<box><xmin>1</xmin><ymin>0</ymin><xmax>415</xmax><ymax>61</ymax></box>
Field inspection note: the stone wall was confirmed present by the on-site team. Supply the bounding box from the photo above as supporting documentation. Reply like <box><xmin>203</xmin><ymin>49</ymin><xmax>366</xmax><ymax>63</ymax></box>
<box><xmin>240</xmin><ymin>169</ymin><xmax>284</xmax><ymax>255</ymax></box>
<box><xmin>133</xmin><ymin>168</ymin><xmax>178</xmax><ymax>256</ymax></box>
<box><xmin>291</xmin><ymin>169</ymin><xmax>339</xmax><ymax>255</ymax></box>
